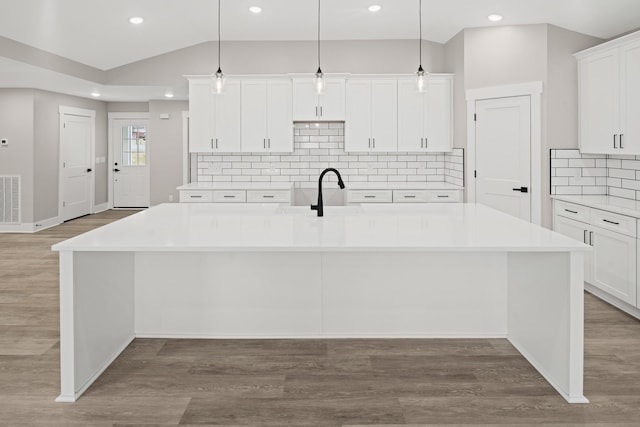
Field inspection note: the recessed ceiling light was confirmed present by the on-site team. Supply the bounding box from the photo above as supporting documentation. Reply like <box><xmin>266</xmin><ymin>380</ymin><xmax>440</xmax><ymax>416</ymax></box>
<box><xmin>91</xmin><ymin>92</ymin><xmax>101</xmax><ymax>97</ymax></box>
<box><xmin>164</xmin><ymin>92</ymin><xmax>174</xmax><ymax>98</ymax></box>
<box><xmin>488</xmin><ymin>14</ymin><xmax>503</xmax><ymax>22</ymax></box>
<box><xmin>368</xmin><ymin>5</ymin><xmax>382</xmax><ymax>12</ymax></box>
<box><xmin>249</xmin><ymin>6</ymin><xmax>262</xmax><ymax>14</ymax></box>
<box><xmin>129</xmin><ymin>17</ymin><xmax>144</xmax><ymax>25</ymax></box>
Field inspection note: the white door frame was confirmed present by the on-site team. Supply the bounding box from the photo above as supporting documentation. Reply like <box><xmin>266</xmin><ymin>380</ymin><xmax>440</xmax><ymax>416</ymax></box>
<box><xmin>108</xmin><ymin>112</ymin><xmax>151</xmax><ymax>208</ymax></box>
<box><xmin>58</xmin><ymin>106</ymin><xmax>96</xmax><ymax>220</ymax></box>
<box><xmin>466</xmin><ymin>81</ymin><xmax>543</xmax><ymax>225</ymax></box>
<box><xmin>182</xmin><ymin>111</ymin><xmax>190</xmax><ymax>185</ymax></box>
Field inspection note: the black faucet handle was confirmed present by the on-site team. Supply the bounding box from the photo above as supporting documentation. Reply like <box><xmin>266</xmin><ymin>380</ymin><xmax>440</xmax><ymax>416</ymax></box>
<box><xmin>310</xmin><ymin>204</ymin><xmax>318</xmax><ymax>211</ymax></box>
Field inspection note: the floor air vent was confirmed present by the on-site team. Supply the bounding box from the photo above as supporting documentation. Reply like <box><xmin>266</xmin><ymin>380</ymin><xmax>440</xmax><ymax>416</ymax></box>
<box><xmin>0</xmin><ymin>175</ymin><xmax>20</xmax><ymax>224</ymax></box>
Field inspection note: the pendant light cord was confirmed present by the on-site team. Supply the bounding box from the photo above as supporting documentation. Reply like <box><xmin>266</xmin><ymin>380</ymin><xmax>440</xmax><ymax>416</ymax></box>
<box><xmin>317</xmin><ymin>0</ymin><xmax>321</xmax><ymax>71</ymax></box>
<box><xmin>217</xmin><ymin>0</ymin><xmax>221</xmax><ymax>72</ymax></box>
<box><xmin>419</xmin><ymin>0</ymin><xmax>422</xmax><ymax>68</ymax></box>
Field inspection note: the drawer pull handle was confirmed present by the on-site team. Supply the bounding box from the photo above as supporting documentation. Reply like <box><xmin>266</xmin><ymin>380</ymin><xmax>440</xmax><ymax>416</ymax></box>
<box><xmin>603</xmin><ymin>219</ymin><xmax>620</xmax><ymax>225</ymax></box>
<box><xmin>262</xmin><ymin>195</ymin><xmax>275</xmax><ymax>198</ymax></box>
<box><xmin>589</xmin><ymin>231</ymin><xmax>594</xmax><ymax>246</ymax></box>
<box><xmin>404</xmin><ymin>195</ymin><xmax>417</xmax><ymax>199</ymax></box>
<box><xmin>223</xmin><ymin>195</ymin><xmax>236</xmax><ymax>198</ymax></box>
<box><xmin>437</xmin><ymin>195</ymin><xmax>450</xmax><ymax>198</ymax></box>
<box><xmin>564</xmin><ymin>209</ymin><xmax>578</xmax><ymax>214</ymax></box>
<box><xmin>364</xmin><ymin>195</ymin><xmax>376</xmax><ymax>199</ymax></box>
<box><xmin>583</xmin><ymin>229</ymin><xmax>588</xmax><ymax>244</ymax></box>
<box><xmin>190</xmin><ymin>195</ymin><xmax>203</xmax><ymax>198</ymax></box>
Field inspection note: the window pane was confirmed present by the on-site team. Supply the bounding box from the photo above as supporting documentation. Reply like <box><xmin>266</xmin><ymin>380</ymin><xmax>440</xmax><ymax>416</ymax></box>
<box><xmin>121</xmin><ymin>125</ymin><xmax>147</xmax><ymax>166</ymax></box>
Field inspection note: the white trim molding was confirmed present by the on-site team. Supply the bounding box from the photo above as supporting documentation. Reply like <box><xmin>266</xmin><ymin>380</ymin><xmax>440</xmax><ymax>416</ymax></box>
<box><xmin>182</xmin><ymin>111</ymin><xmax>190</xmax><ymax>186</ymax></box>
<box><xmin>465</xmin><ymin>81</ymin><xmax>543</xmax><ymax>225</ymax></box>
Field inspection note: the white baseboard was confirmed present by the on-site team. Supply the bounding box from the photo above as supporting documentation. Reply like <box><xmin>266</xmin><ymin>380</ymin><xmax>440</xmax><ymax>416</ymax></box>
<box><xmin>0</xmin><ymin>215</ymin><xmax>61</xmax><ymax>233</ymax></box>
<box><xmin>93</xmin><ymin>203</ymin><xmax>109</xmax><ymax>213</ymax></box>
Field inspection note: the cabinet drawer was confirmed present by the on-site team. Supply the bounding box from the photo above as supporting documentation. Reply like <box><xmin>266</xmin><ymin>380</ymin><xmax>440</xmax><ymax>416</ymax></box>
<box><xmin>425</xmin><ymin>190</ymin><xmax>461</xmax><ymax>203</ymax></box>
<box><xmin>212</xmin><ymin>190</ymin><xmax>246</xmax><ymax>203</ymax></box>
<box><xmin>246</xmin><ymin>190</ymin><xmax>291</xmax><ymax>203</ymax></box>
<box><xmin>591</xmin><ymin>208</ymin><xmax>636</xmax><ymax>238</ymax></box>
<box><xmin>393</xmin><ymin>190</ymin><xmax>428</xmax><ymax>203</ymax></box>
<box><xmin>555</xmin><ymin>200</ymin><xmax>590</xmax><ymax>223</ymax></box>
<box><xmin>179</xmin><ymin>190</ymin><xmax>213</xmax><ymax>203</ymax></box>
<box><xmin>348</xmin><ymin>190</ymin><xmax>393</xmax><ymax>203</ymax></box>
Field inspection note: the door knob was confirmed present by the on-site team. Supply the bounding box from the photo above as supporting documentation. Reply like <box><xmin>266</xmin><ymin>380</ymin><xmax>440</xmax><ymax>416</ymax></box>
<box><xmin>512</xmin><ymin>187</ymin><xmax>528</xmax><ymax>193</ymax></box>
<box><xmin>114</xmin><ymin>168</ymin><xmax>120</xmax><ymax>172</ymax></box>
<box><xmin>86</xmin><ymin>168</ymin><xmax>92</xmax><ymax>172</ymax></box>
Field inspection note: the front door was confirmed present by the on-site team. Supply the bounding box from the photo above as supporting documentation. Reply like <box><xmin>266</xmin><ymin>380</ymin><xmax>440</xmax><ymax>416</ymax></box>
<box><xmin>61</xmin><ymin>114</ymin><xmax>93</xmax><ymax>221</ymax></box>
<box><xmin>475</xmin><ymin>96</ymin><xmax>531</xmax><ymax>221</ymax></box>
<box><xmin>113</xmin><ymin>120</ymin><xmax>150</xmax><ymax>208</ymax></box>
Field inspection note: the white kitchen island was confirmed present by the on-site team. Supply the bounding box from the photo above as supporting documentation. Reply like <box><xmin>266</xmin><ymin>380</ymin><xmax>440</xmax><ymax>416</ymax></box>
<box><xmin>52</xmin><ymin>203</ymin><xmax>590</xmax><ymax>404</ymax></box>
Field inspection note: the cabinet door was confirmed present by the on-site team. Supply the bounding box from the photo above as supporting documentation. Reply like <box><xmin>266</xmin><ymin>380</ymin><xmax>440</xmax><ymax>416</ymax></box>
<box><xmin>397</xmin><ymin>79</ymin><xmax>424</xmax><ymax>152</ymax></box>
<box><xmin>214</xmin><ymin>80</ymin><xmax>241</xmax><ymax>152</ymax></box>
<box><xmin>619</xmin><ymin>40</ymin><xmax>640</xmax><ymax>155</ymax></box>
<box><xmin>579</xmin><ymin>49</ymin><xmax>619</xmax><ymax>154</ymax></box>
<box><xmin>591</xmin><ymin>225</ymin><xmax>636</xmax><ymax>305</ymax></box>
<box><xmin>345</xmin><ymin>80</ymin><xmax>372</xmax><ymax>152</ymax></box>
<box><xmin>553</xmin><ymin>214</ymin><xmax>592</xmax><ymax>283</ymax></box>
<box><xmin>292</xmin><ymin>79</ymin><xmax>319</xmax><ymax>121</ymax></box>
<box><xmin>424</xmin><ymin>78</ymin><xmax>453</xmax><ymax>152</ymax></box>
<box><xmin>241</xmin><ymin>80</ymin><xmax>268</xmax><ymax>152</ymax></box>
<box><xmin>371</xmin><ymin>79</ymin><xmax>398</xmax><ymax>152</ymax></box>
<box><xmin>266</xmin><ymin>80</ymin><xmax>293</xmax><ymax>152</ymax></box>
<box><xmin>188</xmin><ymin>79</ymin><xmax>214</xmax><ymax>152</ymax></box>
<box><xmin>319</xmin><ymin>79</ymin><xmax>346</xmax><ymax>121</ymax></box>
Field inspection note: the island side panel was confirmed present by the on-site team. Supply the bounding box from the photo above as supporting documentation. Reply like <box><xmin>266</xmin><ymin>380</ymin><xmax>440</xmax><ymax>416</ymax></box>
<box><xmin>321</xmin><ymin>252</ymin><xmax>509</xmax><ymax>337</ymax></box>
<box><xmin>57</xmin><ymin>251</ymin><xmax>135</xmax><ymax>402</ymax></box>
<box><xmin>134</xmin><ymin>252</ymin><xmax>323</xmax><ymax>338</ymax></box>
<box><xmin>506</xmin><ymin>251</ymin><xmax>587</xmax><ymax>404</ymax></box>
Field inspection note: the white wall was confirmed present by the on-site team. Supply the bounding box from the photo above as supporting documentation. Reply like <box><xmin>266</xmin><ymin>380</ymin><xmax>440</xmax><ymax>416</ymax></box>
<box><xmin>106</xmin><ymin>39</ymin><xmax>446</xmax><ymax>86</ymax></box>
<box><xmin>0</xmin><ymin>90</ymin><xmax>34</xmax><ymax>223</ymax></box>
<box><xmin>148</xmin><ymin>100</ymin><xmax>188</xmax><ymax>205</ymax></box>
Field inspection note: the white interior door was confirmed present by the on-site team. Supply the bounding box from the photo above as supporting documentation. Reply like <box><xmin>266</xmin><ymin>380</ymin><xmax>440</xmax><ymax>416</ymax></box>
<box><xmin>61</xmin><ymin>114</ymin><xmax>93</xmax><ymax>221</ymax></box>
<box><xmin>113</xmin><ymin>120</ymin><xmax>150</xmax><ymax>207</ymax></box>
<box><xmin>475</xmin><ymin>96</ymin><xmax>531</xmax><ymax>221</ymax></box>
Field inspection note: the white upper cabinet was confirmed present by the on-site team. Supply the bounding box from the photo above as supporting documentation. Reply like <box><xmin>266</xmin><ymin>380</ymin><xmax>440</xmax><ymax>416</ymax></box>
<box><xmin>292</xmin><ymin>77</ymin><xmax>345</xmax><ymax>121</ymax></box>
<box><xmin>188</xmin><ymin>78</ymin><xmax>241</xmax><ymax>153</ymax></box>
<box><xmin>577</xmin><ymin>31</ymin><xmax>640</xmax><ymax>154</ymax></box>
<box><xmin>398</xmin><ymin>76</ymin><xmax>453</xmax><ymax>152</ymax></box>
<box><xmin>241</xmin><ymin>79</ymin><xmax>293</xmax><ymax>153</ymax></box>
<box><xmin>345</xmin><ymin>79</ymin><xmax>397</xmax><ymax>152</ymax></box>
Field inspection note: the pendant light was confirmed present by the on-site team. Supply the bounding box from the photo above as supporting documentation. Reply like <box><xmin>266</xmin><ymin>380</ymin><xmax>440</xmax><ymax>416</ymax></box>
<box><xmin>313</xmin><ymin>0</ymin><xmax>325</xmax><ymax>95</ymax></box>
<box><xmin>415</xmin><ymin>0</ymin><xmax>428</xmax><ymax>93</ymax></box>
<box><xmin>212</xmin><ymin>0</ymin><xmax>225</xmax><ymax>94</ymax></box>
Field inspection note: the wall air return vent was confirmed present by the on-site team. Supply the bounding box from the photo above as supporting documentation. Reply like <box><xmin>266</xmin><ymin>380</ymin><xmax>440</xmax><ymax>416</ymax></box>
<box><xmin>0</xmin><ymin>175</ymin><xmax>20</xmax><ymax>224</ymax></box>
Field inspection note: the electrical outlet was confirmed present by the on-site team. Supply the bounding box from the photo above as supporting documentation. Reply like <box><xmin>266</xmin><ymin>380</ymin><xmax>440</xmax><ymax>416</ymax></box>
<box><xmin>1</xmin><ymin>138</ymin><xmax>7</xmax><ymax>147</ymax></box>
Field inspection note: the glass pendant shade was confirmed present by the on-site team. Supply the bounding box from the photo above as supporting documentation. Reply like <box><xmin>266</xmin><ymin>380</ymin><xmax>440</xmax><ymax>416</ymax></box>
<box><xmin>212</xmin><ymin>67</ymin><xmax>225</xmax><ymax>95</ymax></box>
<box><xmin>314</xmin><ymin>67</ymin><xmax>325</xmax><ymax>95</ymax></box>
<box><xmin>415</xmin><ymin>65</ymin><xmax>427</xmax><ymax>93</ymax></box>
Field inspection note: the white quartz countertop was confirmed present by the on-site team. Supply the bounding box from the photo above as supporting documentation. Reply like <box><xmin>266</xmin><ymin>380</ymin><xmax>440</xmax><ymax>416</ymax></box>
<box><xmin>53</xmin><ymin>203</ymin><xmax>589</xmax><ymax>253</ymax></box>
<box><xmin>551</xmin><ymin>195</ymin><xmax>640</xmax><ymax>219</ymax></box>
<box><xmin>177</xmin><ymin>182</ymin><xmax>294</xmax><ymax>191</ymax></box>
<box><xmin>347</xmin><ymin>182</ymin><xmax>463</xmax><ymax>190</ymax></box>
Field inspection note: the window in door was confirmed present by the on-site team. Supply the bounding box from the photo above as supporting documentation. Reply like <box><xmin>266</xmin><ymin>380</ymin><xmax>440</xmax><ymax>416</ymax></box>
<box><xmin>121</xmin><ymin>125</ymin><xmax>147</xmax><ymax>166</ymax></box>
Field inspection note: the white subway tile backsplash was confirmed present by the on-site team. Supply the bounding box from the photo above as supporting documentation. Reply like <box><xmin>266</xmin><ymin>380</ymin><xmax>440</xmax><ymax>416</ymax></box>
<box><xmin>550</xmin><ymin>148</ymin><xmax>640</xmax><ymax>201</ymax></box>
<box><xmin>197</xmin><ymin>122</ymin><xmax>464</xmax><ymax>190</ymax></box>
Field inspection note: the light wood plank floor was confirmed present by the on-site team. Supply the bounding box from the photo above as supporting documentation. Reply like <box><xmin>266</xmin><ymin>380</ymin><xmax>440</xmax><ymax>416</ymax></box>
<box><xmin>1</xmin><ymin>210</ymin><xmax>639</xmax><ymax>426</ymax></box>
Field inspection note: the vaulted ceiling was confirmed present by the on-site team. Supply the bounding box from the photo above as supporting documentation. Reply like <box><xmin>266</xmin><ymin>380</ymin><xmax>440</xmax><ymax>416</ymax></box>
<box><xmin>1</xmin><ymin>0</ymin><xmax>639</xmax><ymax>70</ymax></box>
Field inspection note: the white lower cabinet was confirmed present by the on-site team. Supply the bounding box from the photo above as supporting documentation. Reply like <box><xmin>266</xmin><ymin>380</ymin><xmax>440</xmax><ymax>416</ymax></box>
<box><xmin>553</xmin><ymin>200</ymin><xmax>637</xmax><ymax>307</ymax></box>
<box><xmin>179</xmin><ymin>188</ymin><xmax>292</xmax><ymax>204</ymax></box>
<box><xmin>347</xmin><ymin>189</ymin><xmax>462</xmax><ymax>205</ymax></box>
